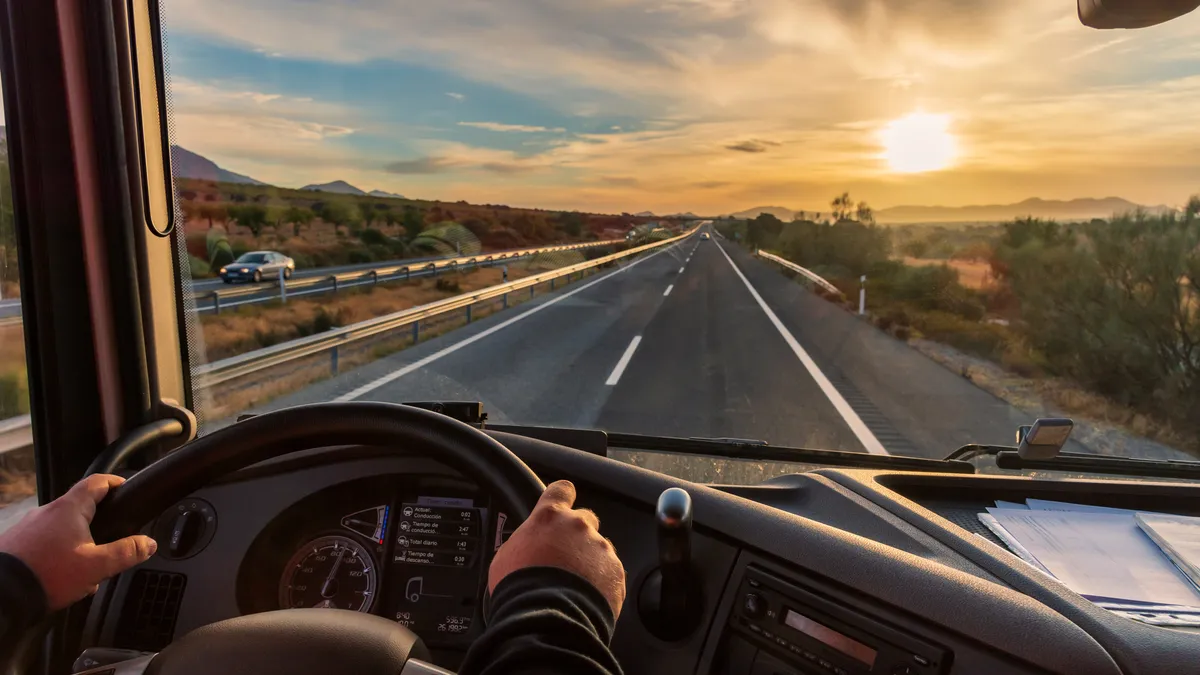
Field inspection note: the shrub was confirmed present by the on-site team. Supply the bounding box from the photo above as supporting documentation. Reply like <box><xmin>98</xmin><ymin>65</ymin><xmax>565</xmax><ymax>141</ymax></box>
<box><xmin>435</xmin><ymin>277</ymin><xmax>461</xmax><ymax>293</ymax></box>
<box><xmin>347</xmin><ymin>249</ymin><xmax>373</xmax><ymax>264</ymax></box>
<box><xmin>359</xmin><ymin>228</ymin><xmax>387</xmax><ymax>246</ymax></box>
<box><xmin>0</xmin><ymin>371</ymin><xmax>28</xmax><ymax>418</ymax></box>
<box><xmin>188</xmin><ymin>255</ymin><xmax>211</xmax><ymax>278</ymax></box>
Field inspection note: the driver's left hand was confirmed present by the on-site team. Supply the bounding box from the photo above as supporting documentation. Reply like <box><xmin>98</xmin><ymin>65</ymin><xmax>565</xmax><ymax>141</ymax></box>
<box><xmin>0</xmin><ymin>474</ymin><xmax>157</xmax><ymax>610</ymax></box>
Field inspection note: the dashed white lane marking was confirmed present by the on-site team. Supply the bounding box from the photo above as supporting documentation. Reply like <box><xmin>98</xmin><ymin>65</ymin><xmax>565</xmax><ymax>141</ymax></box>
<box><xmin>337</xmin><ymin>244</ymin><xmax>681</xmax><ymax>401</ymax></box>
<box><xmin>605</xmin><ymin>336</ymin><xmax>643</xmax><ymax>386</ymax></box>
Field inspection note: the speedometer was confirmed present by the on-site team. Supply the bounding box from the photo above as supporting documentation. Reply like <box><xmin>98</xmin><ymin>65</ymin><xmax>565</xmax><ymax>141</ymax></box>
<box><xmin>279</xmin><ymin>535</ymin><xmax>377</xmax><ymax>612</ymax></box>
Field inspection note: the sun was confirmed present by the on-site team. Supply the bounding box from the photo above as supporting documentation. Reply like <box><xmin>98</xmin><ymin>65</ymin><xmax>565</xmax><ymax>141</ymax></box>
<box><xmin>879</xmin><ymin>112</ymin><xmax>957</xmax><ymax>173</ymax></box>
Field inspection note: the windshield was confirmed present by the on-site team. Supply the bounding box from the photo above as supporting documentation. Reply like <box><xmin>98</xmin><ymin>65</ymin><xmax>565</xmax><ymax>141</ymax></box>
<box><xmin>235</xmin><ymin>254</ymin><xmax>269</xmax><ymax>264</ymax></box>
<box><xmin>162</xmin><ymin>2</ymin><xmax>1200</xmax><ymax>484</ymax></box>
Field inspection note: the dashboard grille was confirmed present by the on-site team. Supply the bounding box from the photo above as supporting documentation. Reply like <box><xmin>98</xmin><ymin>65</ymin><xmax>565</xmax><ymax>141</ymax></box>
<box><xmin>115</xmin><ymin>570</ymin><xmax>187</xmax><ymax>651</ymax></box>
<box><xmin>914</xmin><ymin>500</ymin><xmax>1004</xmax><ymax>546</ymax></box>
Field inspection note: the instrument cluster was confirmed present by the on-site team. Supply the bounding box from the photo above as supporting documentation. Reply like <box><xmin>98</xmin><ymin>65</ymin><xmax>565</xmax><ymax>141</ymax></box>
<box><xmin>237</xmin><ymin>474</ymin><xmax>508</xmax><ymax>648</ymax></box>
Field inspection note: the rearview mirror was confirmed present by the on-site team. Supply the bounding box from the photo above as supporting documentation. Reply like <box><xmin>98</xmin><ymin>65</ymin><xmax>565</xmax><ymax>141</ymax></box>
<box><xmin>1079</xmin><ymin>0</ymin><xmax>1200</xmax><ymax>28</ymax></box>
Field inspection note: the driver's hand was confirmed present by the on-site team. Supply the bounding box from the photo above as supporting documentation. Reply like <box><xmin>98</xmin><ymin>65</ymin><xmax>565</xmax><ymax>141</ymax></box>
<box><xmin>0</xmin><ymin>474</ymin><xmax>157</xmax><ymax>610</ymax></box>
<box><xmin>488</xmin><ymin>480</ymin><xmax>625</xmax><ymax>618</ymax></box>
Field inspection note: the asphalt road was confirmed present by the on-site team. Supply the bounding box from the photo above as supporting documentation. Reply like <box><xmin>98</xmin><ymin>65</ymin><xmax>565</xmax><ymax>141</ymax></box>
<box><xmin>243</xmin><ymin>230</ymin><xmax>1056</xmax><ymax>461</ymax></box>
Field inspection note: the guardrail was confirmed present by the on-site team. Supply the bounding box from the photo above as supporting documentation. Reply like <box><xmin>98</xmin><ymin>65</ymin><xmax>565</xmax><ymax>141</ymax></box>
<box><xmin>0</xmin><ymin>415</ymin><xmax>31</xmax><ymax>457</ymax></box>
<box><xmin>756</xmin><ymin>250</ymin><xmax>843</xmax><ymax>297</ymax></box>
<box><xmin>195</xmin><ymin>239</ymin><xmax>623</xmax><ymax>313</ymax></box>
<box><xmin>195</xmin><ymin>229</ymin><xmax>695</xmax><ymax>391</ymax></box>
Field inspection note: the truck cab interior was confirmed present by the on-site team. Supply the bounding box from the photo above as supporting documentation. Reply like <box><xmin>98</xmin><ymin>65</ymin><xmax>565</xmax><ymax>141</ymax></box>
<box><xmin>1</xmin><ymin>1</ymin><xmax>1200</xmax><ymax>674</ymax></box>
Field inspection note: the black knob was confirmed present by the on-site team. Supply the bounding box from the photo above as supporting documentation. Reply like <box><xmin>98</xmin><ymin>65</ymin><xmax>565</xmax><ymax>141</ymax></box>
<box><xmin>656</xmin><ymin>487</ymin><xmax>693</xmax><ymax>571</ymax></box>
<box><xmin>743</xmin><ymin>592</ymin><xmax>765</xmax><ymax>619</ymax></box>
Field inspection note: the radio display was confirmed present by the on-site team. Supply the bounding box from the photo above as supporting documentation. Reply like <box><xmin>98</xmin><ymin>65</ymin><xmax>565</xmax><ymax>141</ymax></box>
<box><xmin>783</xmin><ymin>608</ymin><xmax>878</xmax><ymax>667</ymax></box>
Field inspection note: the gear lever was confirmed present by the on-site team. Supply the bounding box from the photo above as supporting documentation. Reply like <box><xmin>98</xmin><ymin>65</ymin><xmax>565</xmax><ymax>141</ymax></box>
<box><xmin>638</xmin><ymin>487</ymin><xmax>701</xmax><ymax>640</ymax></box>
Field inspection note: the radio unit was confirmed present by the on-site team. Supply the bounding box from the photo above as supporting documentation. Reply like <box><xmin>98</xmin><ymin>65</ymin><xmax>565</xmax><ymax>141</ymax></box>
<box><xmin>724</xmin><ymin>567</ymin><xmax>950</xmax><ymax>675</ymax></box>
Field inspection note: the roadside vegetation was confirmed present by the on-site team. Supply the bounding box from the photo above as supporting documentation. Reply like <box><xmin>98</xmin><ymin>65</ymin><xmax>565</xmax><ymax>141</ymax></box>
<box><xmin>718</xmin><ymin>193</ymin><xmax>1200</xmax><ymax>453</ymax></box>
<box><xmin>179</xmin><ymin>178</ymin><xmax>661</xmax><ymax>278</ymax></box>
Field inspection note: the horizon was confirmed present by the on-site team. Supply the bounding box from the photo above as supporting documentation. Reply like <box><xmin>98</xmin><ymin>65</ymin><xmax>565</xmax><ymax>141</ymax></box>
<box><xmin>161</xmin><ymin>2</ymin><xmax>1200</xmax><ymax>214</ymax></box>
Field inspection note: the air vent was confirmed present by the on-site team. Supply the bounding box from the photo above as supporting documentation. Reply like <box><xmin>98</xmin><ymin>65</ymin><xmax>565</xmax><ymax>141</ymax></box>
<box><xmin>115</xmin><ymin>570</ymin><xmax>187</xmax><ymax>651</ymax></box>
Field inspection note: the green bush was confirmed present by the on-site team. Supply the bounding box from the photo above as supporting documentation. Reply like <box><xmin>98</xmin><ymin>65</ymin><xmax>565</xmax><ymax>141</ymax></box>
<box><xmin>359</xmin><ymin>228</ymin><xmax>387</xmax><ymax>246</ymax></box>
<box><xmin>347</xmin><ymin>249</ymin><xmax>373</xmax><ymax>264</ymax></box>
<box><xmin>188</xmin><ymin>255</ymin><xmax>211</xmax><ymax>278</ymax></box>
<box><xmin>0</xmin><ymin>371</ymin><xmax>30</xmax><ymax>418</ymax></box>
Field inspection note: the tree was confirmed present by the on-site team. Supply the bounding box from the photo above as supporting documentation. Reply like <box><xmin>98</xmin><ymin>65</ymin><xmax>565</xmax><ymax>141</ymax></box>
<box><xmin>228</xmin><ymin>204</ymin><xmax>268</xmax><ymax>237</ymax></box>
<box><xmin>855</xmin><ymin>201</ymin><xmax>875</xmax><ymax>225</ymax></box>
<box><xmin>284</xmin><ymin>206</ymin><xmax>315</xmax><ymax>236</ymax></box>
<box><xmin>830</xmin><ymin>193</ymin><xmax>853</xmax><ymax>221</ymax></box>
<box><xmin>402</xmin><ymin>205</ymin><xmax>424</xmax><ymax>240</ymax></box>
<box><xmin>793</xmin><ymin>211</ymin><xmax>806</xmax><ymax>222</ymax></box>
<box><xmin>197</xmin><ymin>203</ymin><xmax>227</xmax><ymax>230</ymax></box>
<box><xmin>317</xmin><ymin>200</ymin><xmax>360</xmax><ymax>233</ymax></box>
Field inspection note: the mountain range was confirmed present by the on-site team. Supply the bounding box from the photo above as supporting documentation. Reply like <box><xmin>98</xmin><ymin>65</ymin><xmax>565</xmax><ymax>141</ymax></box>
<box><xmin>171</xmin><ymin>147</ymin><xmax>405</xmax><ymax>198</ymax></box>
<box><xmin>170</xmin><ymin>146</ymin><xmax>265</xmax><ymax>186</ymax></box>
<box><xmin>733</xmin><ymin>197</ymin><xmax>1177</xmax><ymax>224</ymax></box>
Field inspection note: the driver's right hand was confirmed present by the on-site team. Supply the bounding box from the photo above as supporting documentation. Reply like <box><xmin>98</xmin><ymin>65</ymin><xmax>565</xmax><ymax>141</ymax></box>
<box><xmin>487</xmin><ymin>480</ymin><xmax>626</xmax><ymax>618</ymax></box>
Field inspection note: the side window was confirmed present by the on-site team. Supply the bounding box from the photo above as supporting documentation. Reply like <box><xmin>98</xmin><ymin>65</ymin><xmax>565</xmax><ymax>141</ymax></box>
<box><xmin>0</xmin><ymin>85</ymin><xmax>36</xmax><ymax>523</ymax></box>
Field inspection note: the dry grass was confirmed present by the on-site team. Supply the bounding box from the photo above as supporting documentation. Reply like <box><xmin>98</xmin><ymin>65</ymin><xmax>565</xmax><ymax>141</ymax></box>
<box><xmin>902</xmin><ymin>257</ymin><xmax>995</xmax><ymax>290</ymax></box>
<box><xmin>0</xmin><ymin>325</ymin><xmax>26</xmax><ymax>374</ymax></box>
<box><xmin>0</xmin><ymin>468</ymin><xmax>35</xmax><ymax>506</ymax></box>
<box><xmin>201</xmin><ymin>266</ymin><xmax>535</xmax><ymax>361</ymax></box>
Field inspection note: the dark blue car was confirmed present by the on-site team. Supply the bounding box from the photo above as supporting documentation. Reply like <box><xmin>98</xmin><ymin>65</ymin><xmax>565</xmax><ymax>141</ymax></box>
<box><xmin>219</xmin><ymin>251</ymin><xmax>295</xmax><ymax>284</ymax></box>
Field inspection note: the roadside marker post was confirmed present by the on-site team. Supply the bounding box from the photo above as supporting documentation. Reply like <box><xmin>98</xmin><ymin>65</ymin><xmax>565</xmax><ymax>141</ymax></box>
<box><xmin>279</xmin><ymin>268</ymin><xmax>288</xmax><ymax>304</ymax></box>
<box><xmin>859</xmin><ymin>275</ymin><xmax>866</xmax><ymax>315</ymax></box>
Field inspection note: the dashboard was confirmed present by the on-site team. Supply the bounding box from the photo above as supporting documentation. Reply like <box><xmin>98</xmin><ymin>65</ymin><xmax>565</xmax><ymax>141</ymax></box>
<box><xmin>81</xmin><ymin>430</ymin><xmax>1200</xmax><ymax>675</ymax></box>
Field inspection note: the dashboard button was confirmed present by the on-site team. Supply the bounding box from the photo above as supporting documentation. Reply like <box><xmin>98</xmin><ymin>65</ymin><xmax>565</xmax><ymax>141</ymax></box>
<box><xmin>913</xmin><ymin>655</ymin><xmax>931</xmax><ymax>666</ymax></box>
<box><xmin>742</xmin><ymin>592</ymin><xmax>766</xmax><ymax>619</ymax></box>
<box><xmin>748</xmin><ymin>623</ymin><xmax>762</xmax><ymax>634</ymax></box>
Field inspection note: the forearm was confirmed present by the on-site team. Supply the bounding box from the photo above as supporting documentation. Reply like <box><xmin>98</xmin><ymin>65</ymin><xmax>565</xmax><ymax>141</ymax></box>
<box><xmin>459</xmin><ymin>566</ymin><xmax>623</xmax><ymax>675</ymax></box>
<box><xmin>0</xmin><ymin>552</ymin><xmax>48</xmax><ymax>656</ymax></box>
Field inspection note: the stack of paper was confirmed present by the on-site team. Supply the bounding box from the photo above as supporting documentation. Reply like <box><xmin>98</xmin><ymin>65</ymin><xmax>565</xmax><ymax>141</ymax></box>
<box><xmin>978</xmin><ymin>499</ymin><xmax>1200</xmax><ymax>626</ymax></box>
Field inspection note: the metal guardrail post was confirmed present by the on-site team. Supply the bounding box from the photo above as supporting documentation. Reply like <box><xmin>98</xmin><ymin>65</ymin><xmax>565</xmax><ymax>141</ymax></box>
<box><xmin>403</xmin><ymin>266</ymin><xmax>411</xmax><ymax>280</ymax></box>
<box><xmin>370</xmin><ymin>270</ymin><xmax>379</xmax><ymax>286</ymax></box>
<box><xmin>211</xmin><ymin>291</ymin><xmax>221</xmax><ymax>314</ymax></box>
<box><xmin>530</xmin><ymin>286</ymin><xmax>535</xmax><ymax>300</ymax></box>
<box><xmin>466</xmin><ymin>304</ymin><xmax>472</xmax><ymax>323</ymax></box>
<box><xmin>503</xmin><ymin>293</ymin><xmax>508</xmax><ymax>309</ymax></box>
<box><xmin>430</xmin><ymin>262</ymin><xmax>439</xmax><ymax>278</ymax></box>
<box><xmin>331</xmin><ymin>345</ymin><xmax>339</xmax><ymax>375</ymax></box>
<box><xmin>550</xmin><ymin>278</ymin><xmax>555</xmax><ymax>291</ymax></box>
<box><xmin>330</xmin><ymin>276</ymin><xmax>338</xmax><ymax>293</ymax></box>
<box><xmin>412</xmin><ymin>322</ymin><xmax>420</xmax><ymax>343</ymax></box>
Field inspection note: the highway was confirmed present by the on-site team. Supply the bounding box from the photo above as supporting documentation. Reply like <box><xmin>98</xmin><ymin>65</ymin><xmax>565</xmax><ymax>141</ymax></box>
<box><xmin>248</xmin><ymin>230</ymin><xmax>1045</xmax><ymax>460</ymax></box>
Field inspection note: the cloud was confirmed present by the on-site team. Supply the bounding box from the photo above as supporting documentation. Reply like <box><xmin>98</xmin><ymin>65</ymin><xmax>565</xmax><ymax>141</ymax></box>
<box><xmin>725</xmin><ymin>139</ymin><xmax>779</xmax><ymax>153</ymax></box>
<box><xmin>445</xmin><ymin>92</ymin><xmax>465</xmax><ymax>101</ymax></box>
<box><xmin>383</xmin><ymin>157</ymin><xmax>458</xmax><ymax>174</ymax></box>
<box><xmin>693</xmin><ymin>180</ymin><xmax>730</xmax><ymax>189</ymax></box>
<box><xmin>458</xmin><ymin>121</ymin><xmax>566</xmax><ymax>133</ymax></box>
<box><xmin>481</xmin><ymin>162</ymin><xmax>537</xmax><ymax>174</ymax></box>
<box><xmin>597</xmin><ymin>175</ymin><xmax>640</xmax><ymax>187</ymax></box>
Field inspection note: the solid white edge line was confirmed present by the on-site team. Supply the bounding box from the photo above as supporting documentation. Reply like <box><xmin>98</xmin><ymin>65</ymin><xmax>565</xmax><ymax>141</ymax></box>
<box><xmin>714</xmin><ymin>244</ymin><xmax>890</xmax><ymax>456</ymax></box>
<box><xmin>336</xmin><ymin>243</ymin><xmax>681</xmax><ymax>401</ymax></box>
<box><xmin>663</xmin><ymin>284</ymin><xmax>674</xmax><ymax>297</ymax></box>
<box><xmin>605</xmin><ymin>336</ymin><xmax>643</xmax><ymax>386</ymax></box>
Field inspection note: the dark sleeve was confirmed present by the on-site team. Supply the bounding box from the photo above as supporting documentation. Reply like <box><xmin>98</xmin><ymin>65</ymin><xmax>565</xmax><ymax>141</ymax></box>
<box><xmin>0</xmin><ymin>552</ymin><xmax>48</xmax><ymax>655</ymax></box>
<box><xmin>459</xmin><ymin>566</ymin><xmax>623</xmax><ymax>675</ymax></box>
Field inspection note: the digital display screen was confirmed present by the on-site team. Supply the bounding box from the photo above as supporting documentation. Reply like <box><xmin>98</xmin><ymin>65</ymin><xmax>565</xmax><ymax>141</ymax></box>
<box><xmin>385</xmin><ymin>496</ymin><xmax>485</xmax><ymax>639</ymax></box>
<box><xmin>783</xmin><ymin>608</ymin><xmax>877</xmax><ymax>667</ymax></box>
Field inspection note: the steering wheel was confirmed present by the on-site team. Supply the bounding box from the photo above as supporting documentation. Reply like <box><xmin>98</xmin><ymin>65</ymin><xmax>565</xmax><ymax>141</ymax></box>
<box><xmin>69</xmin><ymin>402</ymin><xmax>544</xmax><ymax>675</ymax></box>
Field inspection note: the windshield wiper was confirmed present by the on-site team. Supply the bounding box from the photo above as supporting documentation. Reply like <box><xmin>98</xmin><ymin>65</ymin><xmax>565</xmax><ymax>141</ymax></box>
<box><xmin>606</xmin><ymin>432</ymin><xmax>975</xmax><ymax>474</ymax></box>
<box><xmin>948</xmin><ymin>444</ymin><xmax>1200</xmax><ymax>481</ymax></box>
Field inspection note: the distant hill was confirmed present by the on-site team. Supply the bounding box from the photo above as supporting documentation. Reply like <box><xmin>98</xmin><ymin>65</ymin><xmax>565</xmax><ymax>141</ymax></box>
<box><xmin>368</xmin><ymin>189</ymin><xmax>406</xmax><ymax>199</ymax></box>
<box><xmin>634</xmin><ymin>211</ymin><xmax>656</xmax><ymax>217</ymax></box>
<box><xmin>171</xmin><ymin>146</ymin><xmax>265</xmax><ymax>185</ymax></box>
<box><xmin>301</xmin><ymin>180</ymin><xmax>367</xmax><ymax>196</ymax></box>
<box><xmin>666</xmin><ymin>212</ymin><xmax>700</xmax><ymax>219</ymax></box>
<box><xmin>732</xmin><ymin>206</ymin><xmax>795</xmax><ymax>221</ymax></box>
<box><xmin>874</xmin><ymin>197</ymin><xmax>1176</xmax><ymax>224</ymax></box>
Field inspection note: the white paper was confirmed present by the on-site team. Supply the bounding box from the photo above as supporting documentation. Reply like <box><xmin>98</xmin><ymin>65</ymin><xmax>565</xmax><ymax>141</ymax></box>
<box><xmin>985</xmin><ymin>510</ymin><xmax>1200</xmax><ymax>606</ymax></box>
<box><xmin>1024</xmin><ymin>499</ymin><xmax>1138</xmax><ymax>515</ymax></box>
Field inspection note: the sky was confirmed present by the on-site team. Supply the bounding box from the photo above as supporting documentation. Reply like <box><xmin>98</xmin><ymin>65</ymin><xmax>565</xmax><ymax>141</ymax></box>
<box><xmin>161</xmin><ymin>0</ymin><xmax>1200</xmax><ymax>215</ymax></box>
